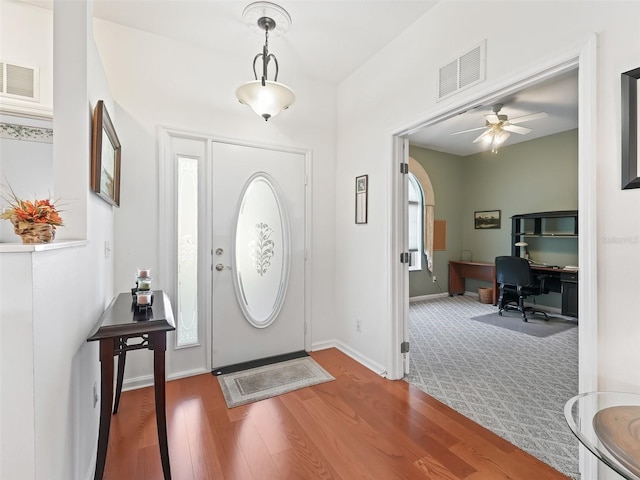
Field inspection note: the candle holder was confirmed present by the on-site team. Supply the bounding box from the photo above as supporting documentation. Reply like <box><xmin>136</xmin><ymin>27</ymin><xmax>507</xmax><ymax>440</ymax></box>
<box><xmin>131</xmin><ymin>267</ymin><xmax>153</xmax><ymax>301</ymax></box>
<box><xmin>137</xmin><ymin>268</ymin><xmax>151</xmax><ymax>278</ymax></box>
<box><xmin>136</xmin><ymin>277</ymin><xmax>152</xmax><ymax>291</ymax></box>
<box><xmin>134</xmin><ymin>290</ymin><xmax>154</xmax><ymax>313</ymax></box>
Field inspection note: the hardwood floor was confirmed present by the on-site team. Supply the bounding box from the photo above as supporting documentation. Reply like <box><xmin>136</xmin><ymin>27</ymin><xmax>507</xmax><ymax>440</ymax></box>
<box><xmin>103</xmin><ymin>348</ymin><xmax>570</xmax><ymax>480</ymax></box>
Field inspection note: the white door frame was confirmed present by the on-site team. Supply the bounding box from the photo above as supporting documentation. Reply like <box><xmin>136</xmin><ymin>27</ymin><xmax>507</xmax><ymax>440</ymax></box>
<box><xmin>159</xmin><ymin>127</ymin><xmax>313</xmax><ymax>373</ymax></box>
<box><xmin>390</xmin><ymin>35</ymin><xmax>598</xmax><ymax>478</ymax></box>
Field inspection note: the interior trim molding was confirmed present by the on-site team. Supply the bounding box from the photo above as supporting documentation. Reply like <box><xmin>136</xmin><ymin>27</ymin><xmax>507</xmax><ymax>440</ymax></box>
<box><xmin>121</xmin><ymin>366</ymin><xmax>211</xmax><ymax>392</ymax></box>
<box><xmin>0</xmin><ymin>122</ymin><xmax>53</xmax><ymax>143</ymax></box>
<box><xmin>409</xmin><ymin>292</ymin><xmax>449</xmax><ymax>303</ymax></box>
<box><xmin>312</xmin><ymin>340</ymin><xmax>387</xmax><ymax>377</ymax></box>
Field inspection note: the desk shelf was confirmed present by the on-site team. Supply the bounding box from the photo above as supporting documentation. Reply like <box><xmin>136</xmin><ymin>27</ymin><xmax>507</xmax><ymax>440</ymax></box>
<box><xmin>515</xmin><ymin>233</ymin><xmax>578</xmax><ymax>238</ymax></box>
<box><xmin>511</xmin><ymin>210</ymin><xmax>579</xmax><ymax>256</ymax></box>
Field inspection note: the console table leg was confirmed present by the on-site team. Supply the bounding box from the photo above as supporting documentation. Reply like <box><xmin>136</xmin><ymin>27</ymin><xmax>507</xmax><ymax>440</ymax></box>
<box><xmin>152</xmin><ymin>332</ymin><xmax>171</xmax><ymax>479</ymax></box>
<box><xmin>94</xmin><ymin>338</ymin><xmax>115</xmax><ymax>480</ymax></box>
<box><xmin>113</xmin><ymin>350</ymin><xmax>126</xmax><ymax>414</ymax></box>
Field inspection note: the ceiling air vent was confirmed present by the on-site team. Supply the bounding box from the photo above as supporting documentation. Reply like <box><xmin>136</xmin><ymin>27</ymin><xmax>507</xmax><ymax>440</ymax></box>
<box><xmin>1</xmin><ymin>61</ymin><xmax>40</xmax><ymax>102</ymax></box>
<box><xmin>437</xmin><ymin>41</ymin><xmax>485</xmax><ymax>101</ymax></box>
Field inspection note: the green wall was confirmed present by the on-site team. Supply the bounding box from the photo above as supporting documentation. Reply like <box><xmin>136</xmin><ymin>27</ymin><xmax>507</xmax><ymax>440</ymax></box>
<box><xmin>409</xmin><ymin>129</ymin><xmax>578</xmax><ymax>307</ymax></box>
<box><xmin>408</xmin><ymin>148</ymin><xmax>464</xmax><ymax>298</ymax></box>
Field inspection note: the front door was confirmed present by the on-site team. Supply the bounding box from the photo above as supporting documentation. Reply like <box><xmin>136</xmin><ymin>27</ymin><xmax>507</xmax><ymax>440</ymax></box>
<box><xmin>211</xmin><ymin>142</ymin><xmax>306</xmax><ymax>369</ymax></box>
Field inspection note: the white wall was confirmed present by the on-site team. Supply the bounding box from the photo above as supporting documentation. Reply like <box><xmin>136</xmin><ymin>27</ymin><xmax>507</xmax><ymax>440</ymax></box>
<box><xmin>1</xmin><ymin>1</ymin><xmax>116</xmax><ymax>478</ymax></box>
<box><xmin>0</xmin><ymin>114</ymin><xmax>54</xmax><ymax>242</ymax></box>
<box><xmin>0</xmin><ymin>0</ymin><xmax>53</xmax><ymax>118</ymax></box>
<box><xmin>336</xmin><ymin>0</ymin><xmax>640</xmax><ymax>398</ymax></box>
<box><xmin>91</xmin><ymin>19</ymin><xmax>337</xmax><ymax>381</ymax></box>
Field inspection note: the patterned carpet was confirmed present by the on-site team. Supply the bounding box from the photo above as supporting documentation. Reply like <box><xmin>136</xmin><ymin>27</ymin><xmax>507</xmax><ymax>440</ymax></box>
<box><xmin>405</xmin><ymin>295</ymin><xmax>579</xmax><ymax>479</ymax></box>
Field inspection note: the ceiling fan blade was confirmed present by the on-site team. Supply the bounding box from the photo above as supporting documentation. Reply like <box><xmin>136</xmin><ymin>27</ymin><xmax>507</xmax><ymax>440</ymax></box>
<box><xmin>486</xmin><ymin>114</ymin><xmax>500</xmax><ymax>124</ymax></box>
<box><xmin>450</xmin><ymin>126</ymin><xmax>487</xmax><ymax>135</ymax></box>
<box><xmin>503</xmin><ymin>124</ymin><xmax>532</xmax><ymax>135</ymax></box>
<box><xmin>473</xmin><ymin>130</ymin><xmax>491</xmax><ymax>143</ymax></box>
<box><xmin>509</xmin><ymin>112</ymin><xmax>548</xmax><ymax>124</ymax></box>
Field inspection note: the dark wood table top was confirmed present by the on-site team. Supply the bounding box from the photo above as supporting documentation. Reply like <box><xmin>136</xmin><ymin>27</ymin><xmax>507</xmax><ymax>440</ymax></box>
<box><xmin>87</xmin><ymin>290</ymin><xmax>175</xmax><ymax>341</ymax></box>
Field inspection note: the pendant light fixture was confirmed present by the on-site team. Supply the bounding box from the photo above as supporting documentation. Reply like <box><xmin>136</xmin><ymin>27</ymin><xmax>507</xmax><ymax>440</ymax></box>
<box><xmin>235</xmin><ymin>2</ymin><xmax>295</xmax><ymax>121</ymax></box>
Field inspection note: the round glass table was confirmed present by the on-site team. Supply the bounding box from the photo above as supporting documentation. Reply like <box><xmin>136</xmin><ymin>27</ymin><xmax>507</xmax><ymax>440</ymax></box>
<box><xmin>565</xmin><ymin>392</ymin><xmax>640</xmax><ymax>480</ymax></box>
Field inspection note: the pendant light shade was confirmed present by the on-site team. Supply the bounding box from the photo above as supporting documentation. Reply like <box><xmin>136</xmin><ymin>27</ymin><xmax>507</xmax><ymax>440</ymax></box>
<box><xmin>236</xmin><ymin>80</ymin><xmax>295</xmax><ymax>121</ymax></box>
<box><xmin>236</xmin><ymin>2</ymin><xmax>295</xmax><ymax>121</ymax></box>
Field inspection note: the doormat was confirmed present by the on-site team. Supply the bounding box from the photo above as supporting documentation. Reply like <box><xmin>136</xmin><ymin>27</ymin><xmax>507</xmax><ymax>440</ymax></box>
<box><xmin>470</xmin><ymin>312</ymin><xmax>577</xmax><ymax>337</ymax></box>
<box><xmin>216</xmin><ymin>356</ymin><xmax>335</xmax><ymax>408</ymax></box>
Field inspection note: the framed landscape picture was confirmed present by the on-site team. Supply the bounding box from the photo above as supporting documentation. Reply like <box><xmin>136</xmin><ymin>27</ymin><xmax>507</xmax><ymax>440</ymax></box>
<box><xmin>474</xmin><ymin>210</ymin><xmax>501</xmax><ymax>229</ymax></box>
<box><xmin>91</xmin><ymin>100</ymin><xmax>121</xmax><ymax>207</ymax></box>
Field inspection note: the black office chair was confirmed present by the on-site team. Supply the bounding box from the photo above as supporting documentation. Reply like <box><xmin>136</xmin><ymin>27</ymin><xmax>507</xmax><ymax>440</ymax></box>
<box><xmin>495</xmin><ymin>256</ymin><xmax>550</xmax><ymax>322</ymax></box>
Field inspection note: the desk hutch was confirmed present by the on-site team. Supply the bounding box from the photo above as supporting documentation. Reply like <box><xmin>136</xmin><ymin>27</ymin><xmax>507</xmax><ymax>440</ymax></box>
<box><xmin>511</xmin><ymin>210</ymin><xmax>579</xmax><ymax>317</ymax></box>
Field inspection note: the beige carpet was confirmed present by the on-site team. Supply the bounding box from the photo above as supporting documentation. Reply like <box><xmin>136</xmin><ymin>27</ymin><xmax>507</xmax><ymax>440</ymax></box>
<box><xmin>217</xmin><ymin>356</ymin><xmax>334</xmax><ymax>408</ymax></box>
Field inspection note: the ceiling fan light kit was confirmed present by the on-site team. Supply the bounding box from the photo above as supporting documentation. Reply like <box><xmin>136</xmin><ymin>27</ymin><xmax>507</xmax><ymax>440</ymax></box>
<box><xmin>235</xmin><ymin>2</ymin><xmax>295</xmax><ymax>121</ymax></box>
<box><xmin>452</xmin><ymin>103</ymin><xmax>548</xmax><ymax>153</ymax></box>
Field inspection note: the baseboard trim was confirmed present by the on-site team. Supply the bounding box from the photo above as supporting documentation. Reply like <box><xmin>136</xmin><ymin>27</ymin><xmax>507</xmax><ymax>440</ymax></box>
<box><xmin>410</xmin><ymin>292</ymin><xmax>449</xmax><ymax>302</ymax></box>
<box><xmin>312</xmin><ymin>340</ymin><xmax>387</xmax><ymax>377</ymax></box>
<box><xmin>121</xmin><ymin>366</ymin><xmax>210</xmax><ymax>391</ymax></box>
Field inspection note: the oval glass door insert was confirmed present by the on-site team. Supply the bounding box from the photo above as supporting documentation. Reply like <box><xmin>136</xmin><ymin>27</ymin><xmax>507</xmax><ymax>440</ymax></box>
<box><xmin>232</xmin><ymin>173</ymin><xmax>291</xmax><ymax>328</ymax></box>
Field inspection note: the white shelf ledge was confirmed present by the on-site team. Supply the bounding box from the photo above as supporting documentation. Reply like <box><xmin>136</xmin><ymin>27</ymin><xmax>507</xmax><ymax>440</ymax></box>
<box><xmin>0</xmin><ymin>240</ymin><xmax>89</xmax><ymax>253</ymax></box>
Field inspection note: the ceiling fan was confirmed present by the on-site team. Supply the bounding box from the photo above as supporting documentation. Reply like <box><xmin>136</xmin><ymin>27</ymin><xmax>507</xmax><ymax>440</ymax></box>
<box><xmin>451</xmin><ymin>103</ymin><xmax>548</xmax><ymax>152</ymax></box>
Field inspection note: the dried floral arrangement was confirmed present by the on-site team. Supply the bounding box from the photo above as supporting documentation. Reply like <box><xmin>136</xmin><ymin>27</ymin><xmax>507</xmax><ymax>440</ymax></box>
<box><xmin>1</xmin><ymin>184</ymin><xmax>63</xmax><ymax>243</ymax></box>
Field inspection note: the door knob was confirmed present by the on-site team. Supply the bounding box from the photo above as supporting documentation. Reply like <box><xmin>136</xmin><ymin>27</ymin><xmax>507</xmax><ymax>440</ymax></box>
<box><xmin>215</xmin><ymin>264</ymin><xmax>231</xmax><ymax>271</ymax></box>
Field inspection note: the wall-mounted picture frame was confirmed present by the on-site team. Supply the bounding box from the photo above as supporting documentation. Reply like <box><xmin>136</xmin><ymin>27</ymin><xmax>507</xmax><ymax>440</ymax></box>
<box><xmin>474</xmin><ymin>210</ymin><xmax>501</xmax><ymax>229</ymax></box>
<box><xmin>91</xmin><ymin>100</ymin><xmax>121</xmax><ymax>207</ymax></box>
<box><xmin>622</xmin><ymin>67</ymin><xmax>640</xmax><ymax>189</ymax></box>
<box><xmin>355</xmin><ymin>174</ymin><xmax>368</xmax><ymax>224</ymax></box>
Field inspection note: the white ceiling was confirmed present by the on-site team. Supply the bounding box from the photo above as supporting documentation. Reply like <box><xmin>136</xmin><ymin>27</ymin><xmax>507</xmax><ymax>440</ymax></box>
<box><xmin>22</xmin><ymin>0</ymin><xmax>439</xmax><ymax>85</ymax></box>
<box><xmin>21</xmin><ymin>0</ymin><xmax>577</xmax><ymax>151</ymax></box>
<box><xmin>408</xmin><ymin>70</ymin><xmax>579</xmax><ymax>156</ymax></box>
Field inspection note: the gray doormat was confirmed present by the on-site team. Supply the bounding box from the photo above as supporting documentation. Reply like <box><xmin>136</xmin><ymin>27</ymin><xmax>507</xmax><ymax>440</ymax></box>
<box><xmin>217</xmin><ymin>356</ymin><xmax>335</xmax><ymax>408</ymax></box>
<box><xmin>470</xmin><ymin>312</ymin><xmax>578</xmax><ymax>337</ymax></box>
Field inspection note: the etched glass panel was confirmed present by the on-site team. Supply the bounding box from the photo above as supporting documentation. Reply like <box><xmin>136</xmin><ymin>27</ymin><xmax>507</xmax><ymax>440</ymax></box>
<box><xmin>233</xmin><ymin>173</ymin><xmax>290</xmax><ymax>328</ymax></box>
<box><xmin>177</xmin><ymin>155</ymin><xmax>198</xmax><ymax>346</ymax></box>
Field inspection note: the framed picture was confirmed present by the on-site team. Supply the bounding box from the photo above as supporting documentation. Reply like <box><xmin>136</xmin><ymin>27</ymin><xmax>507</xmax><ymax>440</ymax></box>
<box><xmin>622</xmin><ymin>67</ymin><xmax>640</xmax><ymax>189</ymax></box>
<box><xmin>355</xmin><ymin>174</ymin><xmax>368</xmax><ymax>224</ymax></box>
<box><xmin>91</xmin><ymin>100</ymin><xmax>121</xmax><ymax>206</ymax></box>
<box><xmin>474</xmin><ymin>210</ymin><xmax>501</xmax><ymax>229</ymax></box>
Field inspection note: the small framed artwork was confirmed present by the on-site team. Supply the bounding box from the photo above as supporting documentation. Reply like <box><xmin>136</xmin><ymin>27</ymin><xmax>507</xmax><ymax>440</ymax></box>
<box><xmin>622</xmin><ymin>67</ymin><xmax>640</xmax><ymax>189</ymax></box>
<box><xmin>91</xmin><ymin>100</ymin><xmax>121</xmax><ymax>207</ymax></box>
<box><xmin>355</xmin><ymin>174</ymin><xmax>368</xmax><ymax>224</ymax></box>
<box><xmin>474</xmin><ymin>210</ymin><xmax>501</xmax><ymax>229</ymax></box>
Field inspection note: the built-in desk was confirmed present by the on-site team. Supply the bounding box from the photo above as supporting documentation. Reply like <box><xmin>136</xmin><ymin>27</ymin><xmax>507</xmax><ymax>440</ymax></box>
<box><xmin>448</xmin><ymin>261</ymin><xmax>498</xmax><ymax>305</ymax></box>
<box><xmin>529</xmin><ymin>266</ymin><xmax>579</xmax><ymax>317</ymax></box>
<box><xmin>448</xmin><ymin>260</ymin><xmax>578</xmax><ymax>316</ymax></box>
<box><xmin>87</xmin><ymin>290</ymin><xmax>175</xmax><ymax>480</ymax></box>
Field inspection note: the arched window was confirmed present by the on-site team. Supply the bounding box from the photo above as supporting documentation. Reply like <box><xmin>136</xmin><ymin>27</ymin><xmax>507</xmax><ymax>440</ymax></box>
<box><xmin>408</xmin><ymin>173</ymin><xmax>424</xmax><ymax>270</ymax></box>
<box><xmin>408</xmin><ymin>157</ymin><xmax>435</xmax><ymax>272</ymax></box>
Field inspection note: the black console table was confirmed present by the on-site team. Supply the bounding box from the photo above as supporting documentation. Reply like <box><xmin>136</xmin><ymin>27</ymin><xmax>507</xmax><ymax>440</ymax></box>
<box><xmin>87</xmin><ymin>290</ymin><xmax>175</xmax><ymax>480</ymax></box>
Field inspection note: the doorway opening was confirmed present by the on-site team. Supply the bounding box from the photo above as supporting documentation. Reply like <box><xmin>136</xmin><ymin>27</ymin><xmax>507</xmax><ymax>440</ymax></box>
<box><xmin>390</xmin><ymin>38</ymin><xmax>598</xmax><ymax>479</ymax></box>
<box><xmin>159</xmin><ymin>129</ymin><xmax>313</xmax><ymax>376</ymax></box>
